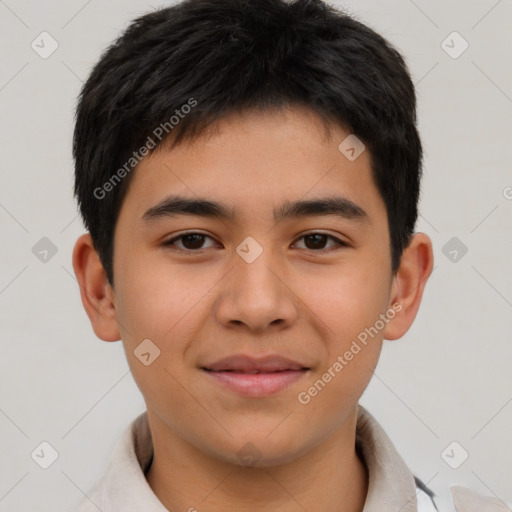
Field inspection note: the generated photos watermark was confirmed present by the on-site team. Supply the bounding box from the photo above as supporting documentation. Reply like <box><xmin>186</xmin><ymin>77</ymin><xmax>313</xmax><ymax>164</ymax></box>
<box><xmin>93</xmin><ymin>97</ymin><xmax>198</xmax><ymax>200</ymax></box>
<box><xmin>297</xmin><ymin>302</ymin><xmax>403</xmax><ymax>405</ymax></box>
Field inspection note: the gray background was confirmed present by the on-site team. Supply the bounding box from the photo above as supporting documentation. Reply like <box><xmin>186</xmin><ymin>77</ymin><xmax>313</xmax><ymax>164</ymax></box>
<box><xmin>0</xmin><ymin>0</ymin><xmax>511</xmax><ymax>511</ymax></box>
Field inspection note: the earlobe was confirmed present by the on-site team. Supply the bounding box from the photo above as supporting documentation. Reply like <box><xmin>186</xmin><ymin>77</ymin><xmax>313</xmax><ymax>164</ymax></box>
<box><xmin>72</xmin><ymin>233</ymin><xmax>121</xmax><ymax>342</ymax></box>
<box><xmin>383</xmin><ymin>232</ymin><xmax>434</xmax><ymax>340</ymax></box>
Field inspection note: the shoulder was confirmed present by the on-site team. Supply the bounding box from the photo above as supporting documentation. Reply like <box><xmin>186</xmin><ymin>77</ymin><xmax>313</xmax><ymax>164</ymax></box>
<box><xmin>415</xmin><ymin>480</ymin><xmax>510</xmax><ymax>512</ymax></box>
<box><xmin>448</xmin><ymin>485</ymin><xmax>510</xmax><ymax>512</ymax></box>
<box><xmin>73</xmin><ymin>478</ymin><xmax>106</xmax><ymax>511</ymax></box>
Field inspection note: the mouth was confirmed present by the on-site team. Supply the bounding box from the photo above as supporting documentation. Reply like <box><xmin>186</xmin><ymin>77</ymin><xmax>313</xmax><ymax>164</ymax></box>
<box><xmin>201</xmin><ymin>367</ymin><xmax>310</xmax><ymax>397</ymax></box>
<box><xmin>200</xmin><ymin>354</ymin><xmax>311</xmax><ymax>397</ymax></box>
<box><xmin>202</xmin><ymin>354</ymin><xmax>309</xmax><ymax>373</ymax></box>
<box><xmin>203</xmin><ymin>368</ymin><xmax>308</xmax><ymax>374</ymax></box>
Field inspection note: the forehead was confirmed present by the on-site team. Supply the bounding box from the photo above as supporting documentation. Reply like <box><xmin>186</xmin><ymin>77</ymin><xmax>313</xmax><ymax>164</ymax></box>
<box><xmin>117</xmin><ymin>106</ymin><xmax>384</xmax><ymax>225</ymax></box>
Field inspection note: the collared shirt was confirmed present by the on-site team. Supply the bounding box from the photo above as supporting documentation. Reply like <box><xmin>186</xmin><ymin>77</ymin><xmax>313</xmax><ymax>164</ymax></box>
<box><xmin>74</xmin><ymin>406</ymin><xmax>508</xmax><ymax>512</ymax></box>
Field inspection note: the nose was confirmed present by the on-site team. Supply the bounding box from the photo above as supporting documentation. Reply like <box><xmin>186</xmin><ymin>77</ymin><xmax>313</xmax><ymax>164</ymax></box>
<box><xmin>214</xmin><ymin>245</ymin><xmax>298</xmax><ymax>334</ymax></box>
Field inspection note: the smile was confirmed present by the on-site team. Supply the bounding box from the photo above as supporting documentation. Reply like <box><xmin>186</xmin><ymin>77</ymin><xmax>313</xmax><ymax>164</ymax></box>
<box><xmin>202</xmin><ymin>368</ymin><xmax>309</xmax><ymax>397</ymax></box>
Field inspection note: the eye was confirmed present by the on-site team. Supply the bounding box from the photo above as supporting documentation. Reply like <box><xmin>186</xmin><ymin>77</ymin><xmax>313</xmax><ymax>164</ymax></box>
<box><xmin>162</xmin><ymin>231</ymin><xmax>348</xmax><ymax>253</ymax></box>
<box><xmin>162</xmin><ymin>232</ymin><xmax>218</xmax><ymax>251</ymax></box>
<box><xmin>292</xmin><ymin>232</ymin><xmax>347</xmax><ymax>251</ymax></box>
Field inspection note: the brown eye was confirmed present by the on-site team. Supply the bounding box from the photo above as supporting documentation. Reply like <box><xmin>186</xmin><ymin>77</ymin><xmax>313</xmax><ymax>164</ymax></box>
<box><xmin>293</xmin><ymin>233</ymin><xmax>346</xmax><ymax>251</ymax></box>
<box><xmin>163</xmin><ymin>232</ymin><xmax>217</xmax><ymax>251</ymax></box>
<box><xmin>181</xmin><ymin>234</ymin><xmax>206</xmax><ymax>249</ymax></box>
<box><xmin>305</xmin><ymin>234</ymin><xmax>328</xmax><ymax>250</ymax></box>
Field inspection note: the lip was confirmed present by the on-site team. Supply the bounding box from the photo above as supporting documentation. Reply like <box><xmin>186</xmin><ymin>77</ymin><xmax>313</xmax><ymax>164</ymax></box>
<box><xmin>202</xmin><ymin>354</ymin><xmax>308</xmax><ymax>373</ymax></box>
<box><xmin>201</xmin><ymin>354</ymin><xmax>310</xmax><ymax>397</ymax></box>
<box><xmin>202</xmin><ymin>368</ymin><xmax>309</xmax><ymax>397</ymax></box>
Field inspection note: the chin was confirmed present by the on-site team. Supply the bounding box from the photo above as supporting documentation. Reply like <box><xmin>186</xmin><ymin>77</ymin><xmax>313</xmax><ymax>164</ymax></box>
<box><xmin>210</xmin><ymin>431</ymin><xmax>311</xmax><ymax>469</ymax></box>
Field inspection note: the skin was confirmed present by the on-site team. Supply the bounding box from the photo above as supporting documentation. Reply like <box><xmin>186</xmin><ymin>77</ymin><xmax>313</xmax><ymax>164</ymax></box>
<box><xmin>73</xmin><ymin>105</ymin><xmax>433</xmax><ymax>512</ymax></box>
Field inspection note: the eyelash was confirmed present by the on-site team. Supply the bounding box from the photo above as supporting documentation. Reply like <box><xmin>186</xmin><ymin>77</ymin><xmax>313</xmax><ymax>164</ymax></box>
<box><xmin>162</xmin><ymin>231</ymin><xmax>348</xmax><ymax>253</ymax></box>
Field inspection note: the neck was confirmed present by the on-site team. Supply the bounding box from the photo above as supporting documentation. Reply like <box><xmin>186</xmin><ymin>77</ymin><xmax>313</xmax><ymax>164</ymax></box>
<box><xmin>145</xmin><ymin>408</ymin><xmax>368</xmax><ymax>512</ymax></box>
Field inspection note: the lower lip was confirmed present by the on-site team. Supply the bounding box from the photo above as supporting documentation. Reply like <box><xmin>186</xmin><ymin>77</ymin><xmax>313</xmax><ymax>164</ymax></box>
<box><xmin>203</xmin><ymin>369</ymin><xmax>308</xmax><ymax>397</ymax></box>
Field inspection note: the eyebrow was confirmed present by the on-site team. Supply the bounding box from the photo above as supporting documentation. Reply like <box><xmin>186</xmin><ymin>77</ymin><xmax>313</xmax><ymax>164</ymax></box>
<box><xmin>141</xmin><ymin>194</ymin><xmax>368</xmax><ymax>224</ymax></box>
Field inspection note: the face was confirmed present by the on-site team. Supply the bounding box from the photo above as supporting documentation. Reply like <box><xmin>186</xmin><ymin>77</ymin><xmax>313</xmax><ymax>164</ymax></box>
<box><xmin>109</xmin><ymin>106</ymin><xmax>397</xmax><ymax>466</ymax></box>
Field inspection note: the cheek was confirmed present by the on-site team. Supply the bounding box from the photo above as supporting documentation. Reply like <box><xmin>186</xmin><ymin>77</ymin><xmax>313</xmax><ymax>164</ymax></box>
<box><xmin>113</xmin><ymin>252</ymin><xmax>222</xmax><ymax>398</ymax></box>
<box><xmin>113</xmin><ymin>255</ymin><xmax>207</xmax><ymax>414</ymax></box>
<box><xmin>114</xmin><ymin>249</ymin><xmax>216</xmax><ymax>341</ymax></box>
<box><xmin>297</xmin><ymin>260</ymin><xmax>389</xmax><ymax>390</ymax></box>
<box><xmin>295</xmin><ymin>275</ymin><xmax>385</xmax><ymax>425</ymax></box>
<box><xmin>302</xmin><ymin>260</ymin><xmax>391</xmax><ymax>338</ymax></box>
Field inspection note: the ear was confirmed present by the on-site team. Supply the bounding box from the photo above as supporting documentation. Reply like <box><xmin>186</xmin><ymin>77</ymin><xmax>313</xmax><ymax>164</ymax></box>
<box><xmin>72</xmin><ymin>233</ymin><xmax>121</xmax><ymax>341</ymax></box>
<box><xmin>383</xmin><ymin>232</ymin><xmax>434</xmax><ymax>340</ymax></box>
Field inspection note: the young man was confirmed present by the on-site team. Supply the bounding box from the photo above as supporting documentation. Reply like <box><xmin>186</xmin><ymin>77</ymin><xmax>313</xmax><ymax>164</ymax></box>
<box><xmin>71</xmin><ymin>0</ymin><xmax>508</xmax><ymax>510</ymax></box>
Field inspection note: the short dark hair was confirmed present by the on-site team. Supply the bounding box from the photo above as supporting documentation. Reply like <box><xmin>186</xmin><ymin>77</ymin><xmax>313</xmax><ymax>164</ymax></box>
<box><xmin>73</xmin><ymin>0</ymin><xmax>422</xmax><ymax>286</ymax></box>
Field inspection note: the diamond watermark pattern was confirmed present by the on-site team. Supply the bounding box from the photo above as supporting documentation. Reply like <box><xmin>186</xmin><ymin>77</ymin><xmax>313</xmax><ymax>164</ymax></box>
<box><xmin>134</xmin><ymin>338</ymin><xmax>161</xmax><ymax>366</ymax></box>
<box><xmin>236</xmin><ymin>236</ymin><xmax>263</xmax><ymax>263</ymax></box>
<box><xmin>441</xmin><ymin>31</ymin><xmax>468</xmax><ymax>59</ymax></box>
<box><xmin>31</xmin><ymin>441</ymin><xmax>59</xmax><ymax>469</ymax></box>
<box><xmin>338</xmin><ymin>134</ymin><xmax>365</xmax><ymax>161</ymax></box>
<box><xmin>442</xmin><ymin>236</ymin><xmax>468</xmax><ymax>263</ymax></box>
<box><xmin>237</xmin><ymin>442</ymin><xmax>263</xmax><ymax>466</ymax></box>
<box><xmin>31</xmin><ymin>31</ymin><xmax>59</xmax><ymax>59</ymax></box>
<box><xmin>441</xmin><ymin>441</ymin><xmax>469</xmax><ymax>469</ymax></box>
<box><xmin>32</xmin><ymin>237</ymin><xmax>58</xmax><ymax>263</ymax></box>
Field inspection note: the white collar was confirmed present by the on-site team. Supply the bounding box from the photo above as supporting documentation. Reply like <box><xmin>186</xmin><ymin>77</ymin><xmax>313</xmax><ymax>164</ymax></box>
<box><xmin>75</xmin><ymin>406</ymin><xmax>445</xmax><ymax>511</ymax></box>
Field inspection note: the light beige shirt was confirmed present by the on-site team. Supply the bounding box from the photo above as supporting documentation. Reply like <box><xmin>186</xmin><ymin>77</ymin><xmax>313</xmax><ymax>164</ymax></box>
<box><xmin>74</xmin><ymin>405</ymin><xmax>509</xmax><ymax>511</ymax></box>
